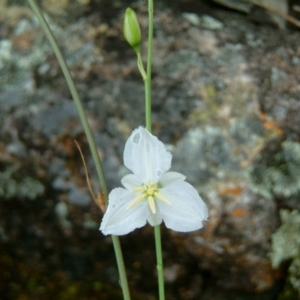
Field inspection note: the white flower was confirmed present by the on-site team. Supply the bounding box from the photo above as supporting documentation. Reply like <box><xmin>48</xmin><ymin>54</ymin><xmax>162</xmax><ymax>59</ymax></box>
<box><xmin>100</xmin><ymin>127</ymin><xmax>208</xmax><ymax>235</ymax></box>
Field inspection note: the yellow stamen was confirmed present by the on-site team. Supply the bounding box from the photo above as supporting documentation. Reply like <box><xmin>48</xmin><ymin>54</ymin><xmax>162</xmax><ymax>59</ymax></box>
<box><xmin>148</xmin><ymin>196</ymin><xmax>156</xmax><ymax>214</ymax></box>
<box><xmin>127</xmin><ymin>192</ymin><xmax>147</xmax><ymax>210</ymax></box>
<box><xmin>154</xmin><ymin>192</ymin><xmax>172</xmax><ymax>205</ymax></box>
<box><xmin>132</xmin><ymin>186</ymin><xmax>144</xmax><ymax>193</ymax></box>
<box><xmin>127</xmin><ymin>182</ymin><xmax>172</xmax><ymax>213</ymax></box>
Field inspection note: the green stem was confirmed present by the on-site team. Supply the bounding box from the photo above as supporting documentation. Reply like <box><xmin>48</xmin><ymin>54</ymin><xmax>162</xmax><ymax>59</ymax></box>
<box><xmin>154</xmin><ymin>225</ymin><xmax>165</xmax><ymax>300</ymax></box>
<box><xmin>136</xmin><ymin>52</ymin><xmax>147</xmax><ymax>81</ymax></box>
<box><xmin>27</xmin><ymin>0</ymin><xmax>108</xmax><ymax>201</ymax></box>
<box><xmin>26</xmin><ymin>1</ymin><xmax>131</xmax><ymax>299</ymax></box>
<box><xmin>145</xmin><ymin>0</ymin><xmax>165</xmax><ymax>299</ymax></box>
<box><xmin>112</xmin><ymin>235</ymin><xmax>131</xmax><ymax>299</ymax></box>
<box><xmin>145</xmin><ymin>0</ymin><xmax>154</xmax><ymax>132</ymax></box>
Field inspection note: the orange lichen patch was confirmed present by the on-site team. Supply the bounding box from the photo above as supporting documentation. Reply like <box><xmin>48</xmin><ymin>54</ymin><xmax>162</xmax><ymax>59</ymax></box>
<box><xmin>259</xmin><ymin>112</ymin><xmax>268</xmax><ymax>121</ymax></box>
<box><xmin>263</xmin><ymin>120</ymin><xmax>275</xmax><ymax>130</ymax></box>
<box><xmin>263</xmin><ymin>120</ymin><xmax>283</xmax><ymax>135</ymax></box>
<box><xmin>220</xmin><ymin>186</ymin><xmax>244</xmax><ymax>197</ymax></box>
<box><xmin>230</xmin><ymin>207</ymin><xmax>249</xmax><ymax>217</ymax></box>
<box><xmin>249</xmin><ymin>262</ymin><xmax>279</xmax><ymax>292</ymax></box>
<box><xmin>12</xmin><ymin>33</ymin><xmax>34</xmax><ymax>53</ymax></box>
<box><xmin>259</xmin><ymin>113</ymin><xmax>283</xmax><ymax>136</ymax></box>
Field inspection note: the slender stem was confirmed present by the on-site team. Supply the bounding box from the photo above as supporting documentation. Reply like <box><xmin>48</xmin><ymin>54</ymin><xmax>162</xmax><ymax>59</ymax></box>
<box><xmin>145</xmin><ymin>0</ymin><xmax>165</xmax><ymax>299</ymax></box>
<box><xmin>26</xmin><ymin>1</ymin><xmax>131</xmax><ymax>299</ymax></box>
<box><xmin>136</xmin><ymin>52</ymin><xmax>147</xmax><ymax>81</ymax></box>
<box><xmin>154</xmin><ymin>225</ymin><xmax>165</xmax><ymax>300</ymax></box>
<box><xmin>145</xmin><ymin>0</ymin><xmax>154</xmax><ymax>132</ymax></box>
<box><xmin>112</xmin><ymin>235</ymin><xmax>131</xmax><ymax>300</ymax></box>
<box><xmin>27</xmin><ymin>0</ymin><xmax>108</xmax><ymax>201</ymax></box>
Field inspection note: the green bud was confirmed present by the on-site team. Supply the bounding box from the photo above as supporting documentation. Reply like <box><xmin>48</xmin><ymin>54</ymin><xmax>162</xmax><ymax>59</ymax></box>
<box><xmin>123</xmin><ymin>7</ymin><xmax>141</xmax><ymax>50</ymax></box>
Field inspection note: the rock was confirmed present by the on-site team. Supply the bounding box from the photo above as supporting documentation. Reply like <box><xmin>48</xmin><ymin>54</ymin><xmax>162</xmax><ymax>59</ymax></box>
<box><xmin>212</xmin><ymin>0</ymin><xmax>289</xmax><ymax>28</ymax></box>
<box><xmin>183</xmin><ymin>13</ymin><xmax>224</xmax><ymax>30</ymax></box>
<box><xmin>180</xmin><ymin>190</ymin><xmax>279</xmax><ymax>292</ymax></box>
<box><xmin>201</xmin><ymin>15</ymin><xmax>224</xmax><ymax>30</ymax></box>
<box><xmin>1</xmin><ymin>0</ymin><xmax>300</xmax><ymax>299</ymax></box>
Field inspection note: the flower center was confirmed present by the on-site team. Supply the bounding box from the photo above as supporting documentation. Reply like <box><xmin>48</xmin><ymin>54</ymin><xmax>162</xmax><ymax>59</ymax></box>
<box><xmin>144</xmin><ymin>183</ymin><xmax>157</xmax><ymax>196</ymax></box>
<box><xmin>144</xmin><ymin>183</ymin><xmax>158</xmax><ymax>213</ymax></box>
<box><xmin>127</xmin><ymin>182</ymin><xmax>171</xmax><ymax>214</ymax></box>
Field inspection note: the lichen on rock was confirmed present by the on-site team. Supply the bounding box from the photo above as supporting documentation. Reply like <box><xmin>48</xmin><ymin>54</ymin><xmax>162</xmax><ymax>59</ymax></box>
<box><xmin>249</xmin><ymin>140</ymin><xmax>300</xmax><ymax>199</ymax></box>
<box><xmin>269</xmin><ymin>209</ymin><xmax>300</xmax><ymax>268</ymax></box>
<box><xmin>269</xmin><ymin>209</ymin><xmax>300</xmax><ymax>298</ymax></box>
<box><xmin>0</xmin><ymin>165</ymin><xmax>44</xmax><ymax>200</ymax></box>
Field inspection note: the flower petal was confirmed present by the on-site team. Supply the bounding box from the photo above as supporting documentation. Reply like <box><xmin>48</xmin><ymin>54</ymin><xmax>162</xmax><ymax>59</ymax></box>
<box><xmin>100</xmin><ymin>188</ymin><xmax>148</xmax><ymax>235</ymax></box>
<box><xmin>123</xmin><ymin>127</ymin><xmax>172</xmax><ymax>183</ymax></box>
<box><xmin>121</xmin><ymin>174</ymin><xmax>143</xmax><ymax>190</ymax></box>
<box><xmin>146</xmin><ymin>206</ymin><xmax>163</xmax><ymax>226</ymax></box>
<box><xmin>157</xmin><ymin>181</ymin><xmax>208</xmax><ymax>232</ymax></box>
<box><xmin>159</xmin><ymin>171</ymin><xmax>186</xmax><ymax>187</ymax></box>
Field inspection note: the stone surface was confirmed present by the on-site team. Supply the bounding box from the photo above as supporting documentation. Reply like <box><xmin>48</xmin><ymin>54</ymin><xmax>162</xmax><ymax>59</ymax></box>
<box><xmin>1</xmin><ymin>0</ymin><xmax>300</xmax><ymax>299</ymax></box>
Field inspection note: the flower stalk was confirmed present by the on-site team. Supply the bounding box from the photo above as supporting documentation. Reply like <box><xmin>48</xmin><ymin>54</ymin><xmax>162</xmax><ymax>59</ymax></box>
<box><xmin>145</xmin><ymin>1</ymin><xmax>165</xmax><ymax>298</ymax></box>
<box><xmin>26</xmin><ymin>1</ymin><xmax>131</xmax><ymax>299</ymax></box>
<box><xmin>146</xmin><ymin>0</ymin><xmax>154</xmax><ymax>132</ymax></box>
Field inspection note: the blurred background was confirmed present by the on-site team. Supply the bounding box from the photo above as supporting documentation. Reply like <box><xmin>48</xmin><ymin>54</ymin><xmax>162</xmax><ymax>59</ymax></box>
<box><xmin>1</xmin><ymin>0</ymin><xmax>300</xmax><ymax>299</ymax></box>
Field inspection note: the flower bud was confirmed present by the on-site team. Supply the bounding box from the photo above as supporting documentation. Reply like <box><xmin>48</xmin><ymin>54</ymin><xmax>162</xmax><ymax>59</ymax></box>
<box><xmin>123</xmin><ymin>8</ymin><xmax>141</xmax><ymax>50</ymax></box>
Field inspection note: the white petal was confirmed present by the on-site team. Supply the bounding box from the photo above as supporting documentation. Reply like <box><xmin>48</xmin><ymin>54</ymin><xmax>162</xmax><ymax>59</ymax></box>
<box><xmin>123</xmin><ymin>127</ymin><xmax>172</xmax><ymax>183</ymax></box>
<box><xmin>157</xmin><ymin>181</ymin><xmax>208</xmax><ymax>232</ymax></box>
<box><xmin>146</xmin><ymin>206</ymin><xmax>163</xmax><ymax>226</ymax></box>
<box><xmin>100</xmin><ymin>188</ymin><xmax>148</xmax><ymax>235</ymax></box>
<box><xmin>121</xmin><ymin>174</ymin><xmax>142</xmax><ymax>190</ymax></box>
<box><xmin>159</xmin><ymin>171</ymin><xmax>186</xmax><ymax>187</ymax></box>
